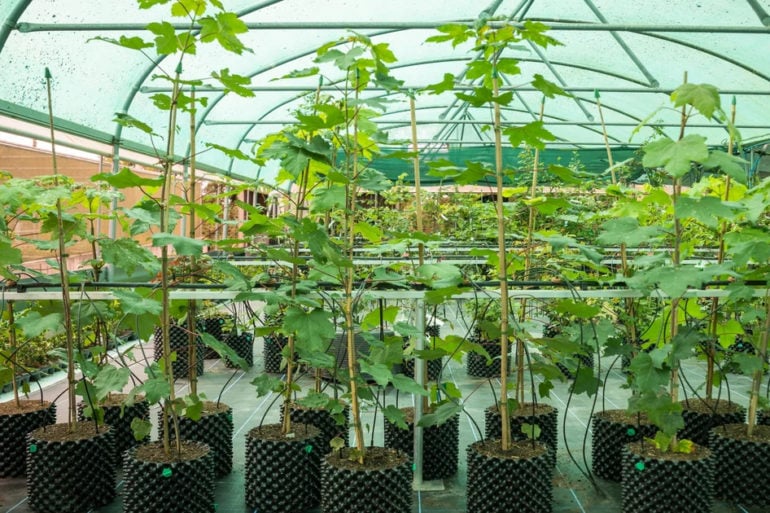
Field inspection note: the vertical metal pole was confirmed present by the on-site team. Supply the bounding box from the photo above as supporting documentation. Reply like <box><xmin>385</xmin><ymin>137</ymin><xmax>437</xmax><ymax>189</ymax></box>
<box><xmin>413</xmin><ymin>299</ymin><xmax>426</xmax><ymax>487</ymax></box>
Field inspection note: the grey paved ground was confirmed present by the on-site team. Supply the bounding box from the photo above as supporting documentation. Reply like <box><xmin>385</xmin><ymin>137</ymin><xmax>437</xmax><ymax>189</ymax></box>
<box><xmin>0</xmin><ymin>315</ymin><xmax>764</xmax><ymax>513</ymax></box>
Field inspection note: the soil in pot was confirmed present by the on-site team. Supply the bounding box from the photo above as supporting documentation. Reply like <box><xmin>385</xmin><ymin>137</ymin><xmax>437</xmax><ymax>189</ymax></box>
<box><xmin>157</xmin><ymin>401</ymin><xmax>233</xmax><ymax>477</ymax></box>
<box><xmin>591</xmin><ymin>409</ymin><xmax>657</xmax><ymax>481</ymax></box>
<box><xmin>679</xmin><ymin>397</ymin><xmax>745</xmax><ymax>446</ymax></box>
<box><xmin>621</xmin><ymin>440</ymin><xmax>714</xmax><ymax>513</ymax></box>
<box><xmin>466</xmin><ymin>438</ymin><xmax>553</xmax><ymax>513</ymax></box>
<box><xmin>245</xmin><ymin>423</ymin><xmax>321</xmax><ymax>513</ymax></box>
<box><xmin>123</xmin><ymin>440</ymin><xmax>214</xmax><ymax>513</ymax></box>
<box><xmin>26</xmin><ymin>422</ymin><xmax>116</xmax><ymax>513</ymax></box>
<box><xmin>710</xmin><ymin>423</ymin><xmax>770</xmax><ymax>507</ymax></box>
<box><xmin>383</xmin><ymin>406</ymin><xmax>459</xmax><ymax>480</ymax></box>
<box><xmin>0</xmin><ymin>400</ymin><xmax>56</xmax><ymax>477</ymax></box>
<box><xmin>484</xmin><ymin>403</ymin><xmax>558</xmax><ymax>462</ymax></box>
<box><xmin>285</xmin><ymin>402</ymin><xmax>350</xmax><ymax>453</ymax></box>
<box><xmin>322</xmin><ymin>446</ymin><xmax>412</xmax><ymax>513</ymax></box>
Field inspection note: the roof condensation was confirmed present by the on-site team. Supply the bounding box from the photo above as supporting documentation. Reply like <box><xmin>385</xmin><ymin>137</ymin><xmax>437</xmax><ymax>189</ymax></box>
<box><xmin>1</xmin><ymin>0</ymin><xmax>769</xmax><ymax>182</ymax></box>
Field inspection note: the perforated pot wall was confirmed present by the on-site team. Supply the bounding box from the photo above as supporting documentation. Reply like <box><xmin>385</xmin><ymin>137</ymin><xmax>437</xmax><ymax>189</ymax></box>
<box><xmin>153</xmin><ymin>324</ymin><xmax>204</xmax><ymax>378</ymax></box>
<box><xmin>321</xmin><ymin>447</ymin><xmax>412</xmax><ymax>513</ymax></box>
<box><xmin>679</xmin><ymin>399</ymin><xmax>745</xmax><ymax>446</ymax></box>
<box><xmin>591</xmin><ymin>409</ymin><xmax>657</xmax><ymax>481</ymax></box>
<box><xmin>245</xmin><ymin>423</ymin><xmax>321</xmax><ymax>513</ymax></box>
<box><xmin>710</xmin><ymin>423</ymin><xmax>770</xmax><ymax>507</ymax></box>
<box><xmin>287</xmin><ymin>404</ymin><xmax>350</xmax><ymax>453</ymax></box>
<box><xmin>467</xmin><ymin>340</ymin><xmax>504</xmax><ymax>378</ymax></box>
<box><xmin>224</xmin><ymin>332</ymin><xmax>254</xmax><ymax>368</ymax></box>
<box><xmin>26</xmin><ymin>422</ymin><xmax>116</xmax><ymax>513</ymax></box>
<box><xmin>484</xmin><ymin>404</ymin><xmax>558</xmax><ymax>463</ymax></box>
<box><xmin>0</xmin><ymin>401</ymin><xmax>55</xmax><ymax>477</ymax></box>
<box><xmin>384</xmin><ymin>407</ymin><xmax>459</xmax><ymax>480</ymax></box>
<box><xmin>122</xmin><ymin>441</ymin><xmax>214</xmax><ymax>513</ymax></box>
<box><xmin>263</xmin><ymin>333</ymin><xmax>288</xmax><ymax>373</ymax></box>
<box><xmin>621</xmin><ymin>442</ymin><xmax>714</xmax><ymax>513</ymax></box>
<box><xmin>78</xmin><ymin>397</ymin><xmax>149</xmax><ymax>467</ymax></box>
<box><xmin>157</xmin><ymin>403</ymin><xmax>233</xmax><ymax>477</ymax></box>
<box><xmin>466</xmin><ymin>439</ymin><xmax>553</xmax><ymax>513</ymax></box>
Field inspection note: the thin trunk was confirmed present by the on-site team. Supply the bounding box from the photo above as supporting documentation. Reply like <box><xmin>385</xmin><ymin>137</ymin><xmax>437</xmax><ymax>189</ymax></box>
<box><xmin>518</xmin><ymin>99</ymin><xmax>545</xmax><ymax>405</ymax></box>
<box><xmin>706</xmin><ymin>98</ymin><xmax>736</xmax><ymax>398</ymax></box>
<box><xmin>45</xmin><ymin>68</ymin><xmax>77</xmax><ymax>430</ymax></box>
<box><xmin>160</xmin><ymin>66</ymin><xmax>183</xmax><ymax>456</ymax></box>
<box><xmin>747</xmin><ymin>293</ymin><xmax>770</xmax><ymax>436</ymax></box>
<box><xmin>345</xmin><ymin>69</ymin><xmax>365</xmax><ymax>463</ymax></box>
<box><xmin>409</xmin><ymin>96</ymin><xmax>428</xmax><ymax>414</ymax></box>
<box><xmin>7</xmin><ymin>301</ymin><xmax>19</xmax><ymax>407</ymax></box>
<box><xmin>492</xmin><ymin>71</ymin><xmax>511</xmax><ymax>451</ymax></box>
<box><xmin>187</xmin><ymin>90</ymin><xmax>198</xmax><ymax>396</ymax></box>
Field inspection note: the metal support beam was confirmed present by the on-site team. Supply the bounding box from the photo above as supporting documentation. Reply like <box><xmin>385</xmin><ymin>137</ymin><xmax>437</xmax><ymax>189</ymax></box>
<box><xmin>140</xmin><ymin>84</ymin><xmax>770</xmax><ymax>95</ymax></box>
<box><xmin>15</xmin><ymin>21</ymin><xmax>770</xmax><ymax>33</ymax></box>
<box><xmin>413</xmin><ymin>300</ymin><xmax>426</xmax><ymax>489</ymax></box>
<box><xmin>205</xmin><ymin>118</ymin><xmax>770</xmax><ymax>129</ymax></box>
<box><xmin>582</xmin><ymin>0</ymin><xmax>660</xmax><ymax>87</ymax></box>
<box><xmin>746</xmin><ymin>0</ymin><xmax>770</xmax><ymax>26</ymax></box>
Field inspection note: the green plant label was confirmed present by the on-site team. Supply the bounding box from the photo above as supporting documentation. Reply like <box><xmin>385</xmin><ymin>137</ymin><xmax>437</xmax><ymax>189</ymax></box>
<box><xmin>304</xmin><ymin>445</ymin><xmax>313</xmax><ymax>454</ymax></box>
<box><xmin>634</xmin><ymin>461</ymin><xmax>645</xmax><ymax>472</ymax></box>
<box><xmin>29</xmin><ymin>444</ymin><xmax>37</xmax><ymax>453</ymax></box>
<box><xmin>161</xmin><ymin>467</ymin><xmax>173</xmax><ymax>478</ymax></box>
<box><xmin>626</xmin><ymin>428</ymin><xmax>636</xmax><ymax>436</ymax></box>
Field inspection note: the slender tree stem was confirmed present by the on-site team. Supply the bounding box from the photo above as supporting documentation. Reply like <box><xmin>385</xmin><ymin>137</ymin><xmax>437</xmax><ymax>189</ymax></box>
<box><xmin>492</xmin><ymin>71</ymin><xmax>511</xmax><ymax>451</ymax></box>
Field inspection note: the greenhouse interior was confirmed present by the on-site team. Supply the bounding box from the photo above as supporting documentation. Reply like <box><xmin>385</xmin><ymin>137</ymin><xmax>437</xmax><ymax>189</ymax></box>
<box><xmin>2</xmin><ymin>1</ymin><xmax>770</xmax><ymax>512</ymax></box>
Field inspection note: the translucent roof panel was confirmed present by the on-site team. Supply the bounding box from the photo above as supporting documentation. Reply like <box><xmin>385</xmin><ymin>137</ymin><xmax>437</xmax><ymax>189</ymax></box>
<box><xmin>1</xmin><ymin>0</ymin><xmax>769</xmax><ymax>182</ymax></box>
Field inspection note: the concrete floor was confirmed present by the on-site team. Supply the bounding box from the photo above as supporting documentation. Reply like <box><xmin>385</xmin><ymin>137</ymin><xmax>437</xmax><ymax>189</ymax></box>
<box><xmin>0</xmin><ymin>322</ymin><xmax>766</xmax><ymax>513</ymax></box>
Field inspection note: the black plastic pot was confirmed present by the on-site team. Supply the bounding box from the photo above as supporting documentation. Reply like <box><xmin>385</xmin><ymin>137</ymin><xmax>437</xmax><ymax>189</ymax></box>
<box><xmin>153</xmin><ymin>324</ymin><xmax>204</xmax><ymax>379</ymax></box>
<box><xmin>402</xmin><ymin>324</ymin><xmax>443</xmax><ymax>381</ymax></box>
<box><xmin>263</xmin><ymin>333</ymin><xmax>288</xmax><ymax>373</ymax></box>
<box><xmin>466</xmin><ymin>439</ymin><xmax>553</xmax><ymax>513</ymax></box>
<box><xmin>384</xmin><ymin>406</ymin><xmax>459</xmax><ymax>480</ymax></box>
<box><xmin>26</xmin><ymin>422</ymin><xmax>116</xmax><ymax>513</ymax></box>
<box><xmin>679</xmin><ymin>398</ymin><xmax>745</xmax><ymax>446</ymax></box>
<box><xmin>484</xmin><ymin>403</ymin><xmax>558</xmax><ymax>461</ymax></box>
<box><xmin>198</xmin><ymin>315</ymin><xmax>231</xmax><ymax>359</ymax></box>
<box><xmin>621</xmin><ymin>441</ymin><xmax>714</xmax><ymax>513</ymax></box>
<box><xmin>321</xmin><ymin>447</ymin><xmax>412</xmax><ymax>513</ymax></box>
<box><xmin>0</xmin><ymin>400</ymin><xmax>55</xmax><ymax>477</ymax></box>
<box><xmin>710</xmin><ymin>423</ymin><xmax>770</xmax><ymax>507</ymax></box>
<box><xmin>467</xmin><ymin>339</ymin><xmax>505</xmax><ymax>378</ymax></box>
<box><xmin>122</xmin><ymin>440</ymin><xmax>215</xmax><ymax>513</ymax></box>
<box><xmin>591</xmin><ymin>409</ymin><xmax>657</xmax><ymax>481</ymax></box>
<box><xmin>287</xmin><ymin>402</ymin><xmax>350</xmax><ymax>453</ymax></box>
<box><xmin>157</xmin><ymin>402</ymin><xmax>233</xmax><ymax>477</ymax></box>
<box><xmin>77</xmin><ymin>395</ymin><xmax>150</xmax><ymax>467</ymax></box>
<box><xmin>245</xmin><ymin>423</ymin><xmax>321</xmax><ymax>513</ymax></box>
<box><xmin>224</xmin><ymin>331</ymin><xmax>254</xmax><ymax>368</ymax></box>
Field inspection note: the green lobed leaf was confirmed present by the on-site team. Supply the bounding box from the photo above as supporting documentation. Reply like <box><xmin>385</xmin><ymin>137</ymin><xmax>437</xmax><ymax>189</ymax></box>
<box><xmin>358</xmin><ymin>360</ymin><xmax>392</xmax><ymax>387</ymax></box>
<box><xmin>211</xmin><ymin>68</ymin><xmax>254</xmax><ymax>97</ymax></box>
<box><xmin>642</xmin><ymin>135</ymin><xmax>709</xmax><ymax>177</ymax></box>
<box><xmin>418</xmin><ymin>401</ymin><xmax>462</xmax><ymax>428</ymax></box>
<box><xmin>391</xmin><ymin>373</ymin><xmax>429</xmax><ymax>397</ymax></box>
<box><xmin>151</xmin><ymin>233</ymin><xmax>205</xmax><ymax>256</ymax></box>
<box><xmin>503</xmin><ymin>120</ymin><xmax>556</xmax><ymax>150</ymax></box>
<box><xmin>199</xmin><ymin>11</ymin><xmax>249</xmax><ymax>54</ymax></box>
<box><xmin>671</xmin><ymin>83</ymin><xmax>721</xmax><ymax>119</ymax></box>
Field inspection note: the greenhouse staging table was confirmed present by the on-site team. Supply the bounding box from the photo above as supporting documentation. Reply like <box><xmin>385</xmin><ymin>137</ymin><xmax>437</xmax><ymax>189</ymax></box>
<box><xmin>0</xmin><ymin>335</ymin><xmax>766</xmax><ymax>513</ymax></box>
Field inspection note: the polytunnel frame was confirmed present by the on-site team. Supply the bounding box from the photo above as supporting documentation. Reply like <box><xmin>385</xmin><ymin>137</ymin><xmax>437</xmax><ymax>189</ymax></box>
<box><xmin>1</xmin><ymin>2</ymin><xmax>770</xmax><ymax>181</ymax></box>
<box><xmin>130</xmin><ymin>21</ymin><xmax>770</xmax><ymax>177</ymax></box>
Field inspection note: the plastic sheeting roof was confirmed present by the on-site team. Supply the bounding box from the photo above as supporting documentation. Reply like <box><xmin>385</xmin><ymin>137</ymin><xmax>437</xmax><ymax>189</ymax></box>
<box><xmin>1</xmin><ymin>0</ymin><xmax>770</xmax><ymax>182</ymax></box>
